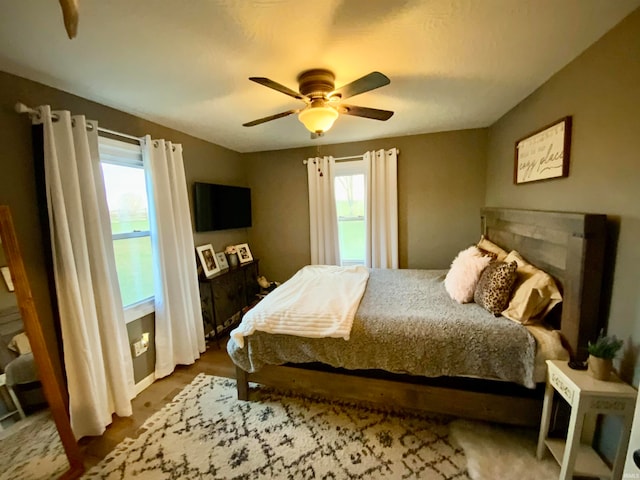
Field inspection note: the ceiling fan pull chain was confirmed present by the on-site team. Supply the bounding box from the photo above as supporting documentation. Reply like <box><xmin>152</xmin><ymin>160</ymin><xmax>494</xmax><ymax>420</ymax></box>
<box><xmin>314</xmin><ymin>147</ymin><xmax>324</xmax><ymax>177</ymax></box>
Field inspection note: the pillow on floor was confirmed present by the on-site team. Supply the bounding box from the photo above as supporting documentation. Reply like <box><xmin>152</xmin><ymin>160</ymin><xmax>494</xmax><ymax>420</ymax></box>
<box><xmin>474</xmin><ymin>260</ymin><xmax>518</xmax><ymax>315</ymax></box>
<box><xmin>444</xmin><ymin>246</ymin><xmax>493</xmax><ymax>303</ymax></box>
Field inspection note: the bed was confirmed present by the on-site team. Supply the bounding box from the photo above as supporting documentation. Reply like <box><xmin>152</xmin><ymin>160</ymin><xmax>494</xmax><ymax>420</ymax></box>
<box><xmin>228</xmin><ymin>208</ymin><xmax>607</xmax><ymax>426</ymax></box>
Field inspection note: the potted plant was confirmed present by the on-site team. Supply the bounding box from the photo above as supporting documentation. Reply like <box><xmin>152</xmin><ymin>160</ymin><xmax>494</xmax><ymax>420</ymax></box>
<box><xmin>587</xmin><ymin>331</ymin><xmax>623</xmax><ymax>381</ymax></box>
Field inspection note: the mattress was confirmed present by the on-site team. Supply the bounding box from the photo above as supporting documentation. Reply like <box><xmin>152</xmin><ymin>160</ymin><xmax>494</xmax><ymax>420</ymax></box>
<box><xmin>228</xmin><ymin>268</ymin><xmax>567</xmax><ymax>388</ymax></box>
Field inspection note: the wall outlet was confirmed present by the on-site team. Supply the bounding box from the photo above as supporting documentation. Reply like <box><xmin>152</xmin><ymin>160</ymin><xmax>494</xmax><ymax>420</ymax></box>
<box><xmin>133</xmin><ymin>340</ymin><xmax>144</xmax><ymax>357</ymax></box>
<box><xmin>132</xmin><ymin>332</ymin><xmax>150</xmax><ymax>357</ymax></box>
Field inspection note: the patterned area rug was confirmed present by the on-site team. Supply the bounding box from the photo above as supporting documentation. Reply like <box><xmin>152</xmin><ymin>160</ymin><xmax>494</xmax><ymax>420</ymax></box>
<box><xmin>0</xmin><ymin>410</ymin><xmax>69</xmax><ymax>480</ymax></box>
<box><xmin>85</xmin><ymin>374</ymin><xmax>469</xmax><ymax>479</ymax></box>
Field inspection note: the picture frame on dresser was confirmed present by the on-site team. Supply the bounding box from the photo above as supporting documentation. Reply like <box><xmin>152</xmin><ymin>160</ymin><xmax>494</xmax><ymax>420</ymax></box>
<box><xmin>196</xmin><ymin>244</ymin><xmax>220</xmax><ymax>278</ymax></box>
<box><xmin>235</xmin><ymin>243</ymin><xmax>253</xmax><ymax>264</ymax></box>
<box><xmin>215</xmin><ymin>252</ymin><xmax>229</xmax><ymax>270</ymax></box>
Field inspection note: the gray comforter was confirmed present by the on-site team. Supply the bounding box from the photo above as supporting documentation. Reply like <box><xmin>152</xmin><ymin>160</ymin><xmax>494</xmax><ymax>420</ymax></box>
<box><xmin>227</xmin><ymin>269</ymin><xmax>538</xmax><ymax>388</ymax></box>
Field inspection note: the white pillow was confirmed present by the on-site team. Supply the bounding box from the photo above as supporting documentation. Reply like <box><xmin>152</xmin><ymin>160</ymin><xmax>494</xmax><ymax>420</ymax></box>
<box><xmin>444</xmin><ymin>246</ymin><xmax>493</xmax><ymax>303</ymax></box>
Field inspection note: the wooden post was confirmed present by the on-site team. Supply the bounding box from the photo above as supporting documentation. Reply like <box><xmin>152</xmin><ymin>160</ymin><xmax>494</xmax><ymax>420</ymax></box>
<box><xmin>236</xmin><ymin>366</ymin><xmax>249</xmax><ymax>400</ymax></box>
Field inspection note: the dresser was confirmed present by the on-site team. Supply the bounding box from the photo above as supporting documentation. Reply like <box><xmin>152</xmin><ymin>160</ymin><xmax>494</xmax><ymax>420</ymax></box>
<box><xmin>199</xmin><ymin>260</ymin><xmax>259</xmax><ymax>342</ymax></box>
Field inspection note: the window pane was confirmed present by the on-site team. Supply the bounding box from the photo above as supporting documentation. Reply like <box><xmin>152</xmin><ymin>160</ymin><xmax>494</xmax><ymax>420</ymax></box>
<box><xmin>101</xmin><ymin>160</ymin><xmax>154</xmax><ymax>308</ymax></box>
<box><xmin>113</xmin><ymin>236</ymin><xmax>154</xmax><ymax>306</ymax></box>
<box><xmin>335</xmin><ymin>174</ymin><xmax>365</xmax><ymax>217</ymax></box>
<box><xmin>101</xmin><ymin>163</ymin><xmax>150</xmax><ymax>234</ymax></box>
<box><xmin>335</xmin><ymin>174</ymin><xmax>366</xmax><ymax>266</ymax></box>
<box><xmin>337</xmin><ymin>218</ymin><xmax>366</xmax><ymax>265</ymax></box>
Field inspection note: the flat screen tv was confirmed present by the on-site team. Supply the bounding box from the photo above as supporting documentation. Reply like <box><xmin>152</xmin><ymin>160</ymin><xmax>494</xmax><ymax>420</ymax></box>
<box><xmin>193</xmin><ymin>182</ymin><xmax>252</xmax><ymax>232</ymax></box>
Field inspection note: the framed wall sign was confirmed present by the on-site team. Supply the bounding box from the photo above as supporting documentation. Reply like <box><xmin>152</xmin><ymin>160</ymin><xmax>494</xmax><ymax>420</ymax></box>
<box><xmin>514</xmin><ymin>116</ymin><xmax>572</xmax><ymax>184</ymax></box>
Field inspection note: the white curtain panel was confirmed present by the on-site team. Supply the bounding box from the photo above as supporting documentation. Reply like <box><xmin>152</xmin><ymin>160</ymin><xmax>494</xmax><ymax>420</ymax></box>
<box><xmin>36</xmin><ymin>105</ymin><xmax>135</xmax><ymax>438</ymax></box>
<box><xmin>142</xmin><ymin>136</ymin><xmax>205</xmax><ymax>379</ymax></box>
<box><xmin>307</xmin><ymin>156</ymin><xmax>341</xmax><ymax>265</ymax></box>
<box><xmin>365</xmin><ymin>148</ymin><xmax>399</xmax><ymax>268</ymax></box>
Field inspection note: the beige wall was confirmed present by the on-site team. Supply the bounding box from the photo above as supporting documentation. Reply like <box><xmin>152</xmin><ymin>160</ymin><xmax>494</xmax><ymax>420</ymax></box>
<box><xmin>0</xmin><ymin>71</ymin><xmax>245</xmax><ymax>385</ymax></box>
<box><xmin>126</xmin><ymin>313</ymin><xmax>155</xmax><ymax>384</ymax></box>
<box><xmin>244</xmin><ymin>129</ymin><xmax>488</xmax><ymax>283</ymax></box>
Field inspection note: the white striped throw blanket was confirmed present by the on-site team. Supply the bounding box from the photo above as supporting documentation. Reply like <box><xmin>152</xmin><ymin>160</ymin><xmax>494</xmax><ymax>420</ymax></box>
<box><xmin>230</xmin><ymin>265</ymin><xmax>369</xmax><ymax>347</ymax></box>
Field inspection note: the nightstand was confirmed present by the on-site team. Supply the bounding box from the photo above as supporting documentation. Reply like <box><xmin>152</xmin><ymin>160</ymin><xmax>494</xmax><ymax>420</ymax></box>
<box><xmin>537</xmin><ymin>360</ymin><xmax>637</xmax><ymax>480</ymax></box>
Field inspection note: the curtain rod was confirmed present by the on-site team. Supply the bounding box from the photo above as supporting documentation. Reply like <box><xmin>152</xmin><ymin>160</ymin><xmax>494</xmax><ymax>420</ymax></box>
<box><xmin>14</xmin><ymin>102</ymin><xmax>142</xmax><ymax>143</ymax></box>
<box><xmin>302</xmin><ymin>149</ymin><xmax>399</xmax><ymax>165</ymax></box>
<box><xmin>302</xmin><ymin>155</ymin><xmax>362</xmax><ymax>165</ymax></box>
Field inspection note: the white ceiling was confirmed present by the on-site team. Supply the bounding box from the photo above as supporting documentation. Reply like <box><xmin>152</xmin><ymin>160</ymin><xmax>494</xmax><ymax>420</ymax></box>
<box><xmin>1</xmin><ymin>1</ymin><xmax>638</xmax><ymax>153</ymax></box>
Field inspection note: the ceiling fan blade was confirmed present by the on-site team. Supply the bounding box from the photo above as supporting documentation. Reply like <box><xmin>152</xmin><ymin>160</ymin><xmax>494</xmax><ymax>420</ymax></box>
<box><xmin>339</xmin><ymin>104</ymin><xmax>394</xmax><ymax>121</ymax></box>
<box><xmin>330</xmin><ymin>72</ymin><xmax>390</xmax><ymax>100</ymax></box>
<box><xmin>249</xmin><ymin>77</ymin><xmax>305</xmax><ymax>100</ymax></box>
<box><xmin>243</xmin><ymin>109</ymin><xmax>300</xmax><ymax>127</ymax></box>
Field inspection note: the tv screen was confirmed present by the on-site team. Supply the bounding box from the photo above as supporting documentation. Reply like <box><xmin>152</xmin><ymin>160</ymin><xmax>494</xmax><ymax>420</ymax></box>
<box><xmin>193</xmin><ymin>182</ymin><xmax>252</xmax><ymax>232</ymax></box>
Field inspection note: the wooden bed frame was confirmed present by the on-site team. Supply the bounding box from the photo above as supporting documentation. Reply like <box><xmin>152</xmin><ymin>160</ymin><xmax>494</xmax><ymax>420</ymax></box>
<box><xmin>234</xmin><ymin>208</ymin><xmax>607</xmax><ymax>427</ymax></box>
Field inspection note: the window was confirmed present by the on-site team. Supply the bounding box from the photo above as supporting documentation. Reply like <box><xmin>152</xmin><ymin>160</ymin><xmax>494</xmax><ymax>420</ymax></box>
<box><xmin>334</xmin><ymin>160</ymin><xmax>367</xmax><ymax>266</ymax></box>
<box><xmin>99</xmin><ymin>138</ymin><xmax>154</xmax><ymax>320</ymax></box>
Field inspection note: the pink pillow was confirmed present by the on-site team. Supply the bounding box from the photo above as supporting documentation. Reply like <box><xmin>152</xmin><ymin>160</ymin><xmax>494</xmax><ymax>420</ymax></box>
<box><xmin>444</xmin><ymin>246</ymin><xmax>492</xmax><ymax>303</ymax></box>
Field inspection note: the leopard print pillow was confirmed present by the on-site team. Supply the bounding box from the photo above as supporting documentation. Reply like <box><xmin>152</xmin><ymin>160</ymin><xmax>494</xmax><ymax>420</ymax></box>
<box><xmin>474</xmin><ymin>260</ymin><xmax>518</xmax><ymax>315</ymax></box>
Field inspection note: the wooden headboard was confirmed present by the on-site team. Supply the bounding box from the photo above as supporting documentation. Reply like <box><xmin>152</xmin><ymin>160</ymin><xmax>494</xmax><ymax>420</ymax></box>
<box><xmin>481</xmin><ymin>208</ymin><xmax>607</xmax><ymax>362</ymax></box>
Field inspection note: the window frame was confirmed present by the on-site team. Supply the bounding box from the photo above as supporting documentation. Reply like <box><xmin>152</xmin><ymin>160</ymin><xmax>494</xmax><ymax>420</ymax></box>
<box><xmin>99</xmin><ymin>137</ymin><xmax>155</xmax><ymax>323</ymax></box>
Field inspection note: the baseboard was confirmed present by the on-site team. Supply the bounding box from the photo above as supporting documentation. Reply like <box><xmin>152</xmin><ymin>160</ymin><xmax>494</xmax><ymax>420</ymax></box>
<box><xmin>135</xmin><ymin>372</ymin><xmax>156</xmax><ymax>395</ymax></box>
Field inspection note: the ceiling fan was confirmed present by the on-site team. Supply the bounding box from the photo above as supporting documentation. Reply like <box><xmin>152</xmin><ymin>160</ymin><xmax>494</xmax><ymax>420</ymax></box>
<box><xmin>243</xmin><ymin>69</ymin><xmax>393</xmax><ymax>137</ymax></box>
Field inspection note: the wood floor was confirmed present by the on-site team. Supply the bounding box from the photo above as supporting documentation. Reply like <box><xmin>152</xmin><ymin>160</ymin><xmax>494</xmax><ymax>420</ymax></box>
<box><xmin>80</xmin><ymin>337</ymin><xmax>235</xmax><ymax>470</ymax></box>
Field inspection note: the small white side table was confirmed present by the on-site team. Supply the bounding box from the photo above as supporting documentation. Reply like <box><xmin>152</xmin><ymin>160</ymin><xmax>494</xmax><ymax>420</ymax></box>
<box><xmin>0</xmin><ymin>372</ymin><xmax>26</xmax><ymax>431</ymax></box>
<box><xmin>537</xmin><ymin>360</ymin><xmax>637</xmax><ymax>480</ymax></box>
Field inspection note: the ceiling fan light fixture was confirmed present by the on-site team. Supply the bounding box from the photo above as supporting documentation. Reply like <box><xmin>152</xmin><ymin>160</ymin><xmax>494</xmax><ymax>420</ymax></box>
<box><xmin>298</xmin><ymin>106</ymin><xmax>339</xmax><ymax>134</ymax></box>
